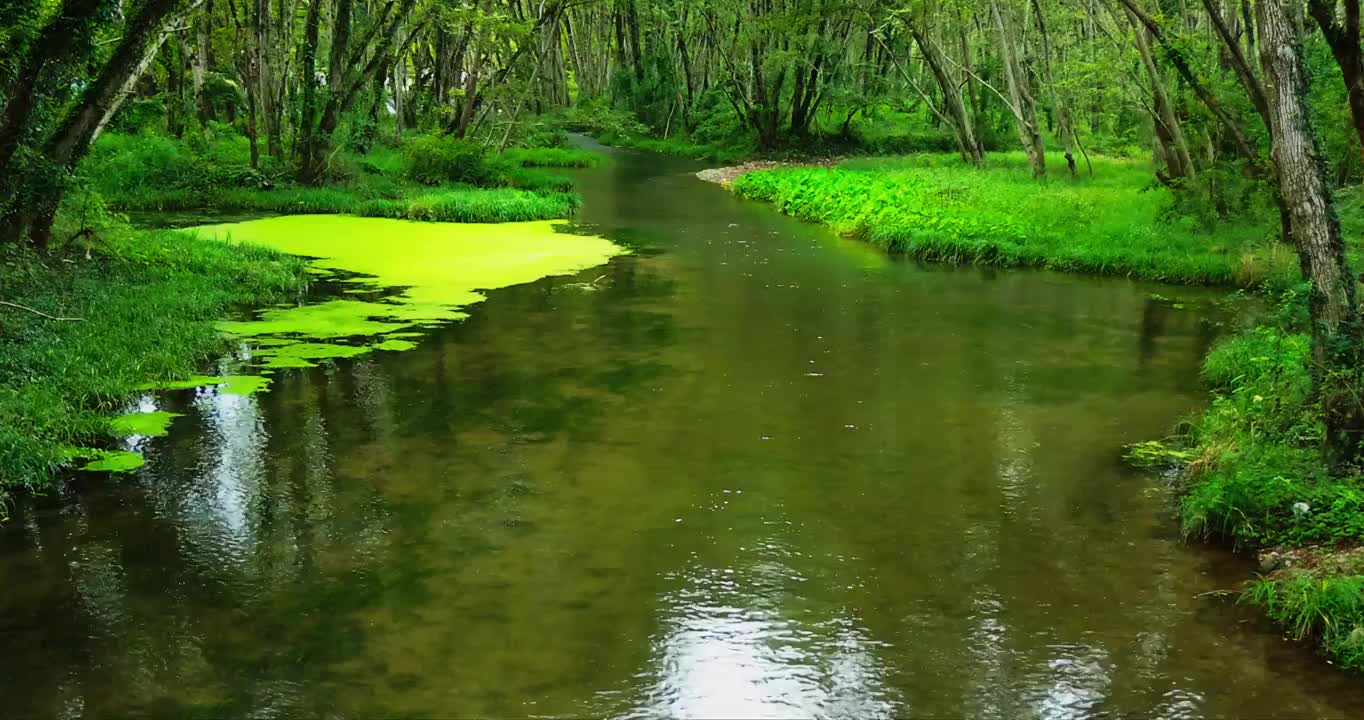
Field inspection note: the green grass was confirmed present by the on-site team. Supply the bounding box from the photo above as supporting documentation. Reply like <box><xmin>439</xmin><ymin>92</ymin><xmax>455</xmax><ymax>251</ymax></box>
<box><xmin>731</xmin><ymin>152</ymin><xmax>1314</xmax><ymax>288</ymax></box>
<box><xmin>1245</xmin><ymin>573</ymin><xmax>1364</xmax><ymax>670</ymax></box>
<box><xmin>0</xmin><ymin>228</ymin><xmax>304</xmax><ymax>496</ymax></box>
<box><xmin>502</xmin><ymin>147</ymin><xmax>603</xmax><ymax>168</ymax></box>
<box><xmin>113</xmin><ymin>185</ymin><xmax>579</xmax><ymax>223</ymax></box>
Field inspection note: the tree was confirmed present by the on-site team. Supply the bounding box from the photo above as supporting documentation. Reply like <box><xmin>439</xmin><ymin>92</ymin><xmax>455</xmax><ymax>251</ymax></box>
<box><xmin>1258</xmin><ymin>0</ymin><xmax>1364</xmax><ymax>468</ymax></box>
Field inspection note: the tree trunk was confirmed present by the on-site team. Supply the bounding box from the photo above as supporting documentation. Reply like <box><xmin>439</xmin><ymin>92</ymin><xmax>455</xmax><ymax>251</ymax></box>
<box><xmin>991</xmin><ymin>0</ymin><xmax>1045</xmax><ymax>176</ymax></box>
<box><xmin>908</xmin><ymin>24</ymin><xmax>983</xmax><ymax>166</ymax></box>
<box><xmin>255</xmin><ymin>0</ymin><xmax>281</xmax><ymax>159</ymax></box>
<box><xmin>297</xmin><ymin>0</ymin><xmax>322</xmax><ymax>175</ymax></box>
<box><xmin>1127</xmin><ymin>9</ymin><xmax>1195</xmax><ymax>180</ymax></box>
<box><xmin>0</xmin><ymin>0</ymin><xmax>104</xmax><ymax>181</ymax></box>
<box><xmin>194</xmin><ymin>1</ymin><xmax>212</xmax><ymax>128</ymax></box>
<box><xmin>1258</xmin><ymin>0</ymin><xmax>1364</xmax><ymax>470</ymax></box>
<box><xmin>1030</xmin><ymin>0</ymin><xmax>1075</xmax><ymax>175</ymax></box>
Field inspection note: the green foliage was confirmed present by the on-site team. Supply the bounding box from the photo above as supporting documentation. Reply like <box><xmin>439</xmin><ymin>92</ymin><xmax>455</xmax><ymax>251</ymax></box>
<box><xmin>1174</xmin><ymin>284</ymin><xmax>1364</xmax><ymax>550</ymax></box>
<box><xmin>732</xmin><ymin>153</ymin><xmax>1297</xmax><ymax>287</ymax></box>
<box><xmin>1245</xmin><ymin>573</ymin><xmax>1364</xmax><ymax>670</ymax></box>
<box><xmin>83</xmin><ymin>132</ymin><xmax>582</xmax><ymax>223</ymax></box>
<box><xmin>402</xmin><ymin>134</ymin><xmax>509</xmax><ymax>186</ymax></box>
<box><xmin>0</xmin><ymin>221</ymin><xmax>304</xmax><ymax>493</ymax></box>
<box><xmin>599</xmin><ymin>131</ymin><xmax>753</xmax><ymax>163</ymax></box>
<box><xmin>555</xmin><ymin>97</ymin><xmax>651</xmax><ymax>137</ymax></box>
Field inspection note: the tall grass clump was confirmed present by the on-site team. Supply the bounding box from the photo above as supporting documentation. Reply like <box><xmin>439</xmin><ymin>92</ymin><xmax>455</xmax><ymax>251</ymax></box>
<box><xmin>1244</xmin><ymin>574</ymin><xmax>1364</xmax><ymax>670</ymax></box>
<box><xmin>402</xmin><ymin>134</ymin><xmax>509</xmax><ymax>186</ymax></box>
<box><xmin>356</xmin><ymin>188</ymin><xmax>579</xmax><ymax>223</ymax></box>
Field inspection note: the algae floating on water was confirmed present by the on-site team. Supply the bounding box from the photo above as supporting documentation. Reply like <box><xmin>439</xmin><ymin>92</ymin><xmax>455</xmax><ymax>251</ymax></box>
<box><xmin>190</xmin><ymin>215</ymin><xmax>624</xmax><ymax>364</ymax></box>
<box><xmin>109</xmin><ymin>411</ymin><xmax>181</xmax><ymax>437</ymax></box>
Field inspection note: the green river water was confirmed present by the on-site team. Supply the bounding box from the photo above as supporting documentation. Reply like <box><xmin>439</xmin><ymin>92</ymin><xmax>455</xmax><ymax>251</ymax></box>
<box><xmin>5</xmin><ymin>145</ymin><xmax>1364</xmax><ymax>718</ymax></box>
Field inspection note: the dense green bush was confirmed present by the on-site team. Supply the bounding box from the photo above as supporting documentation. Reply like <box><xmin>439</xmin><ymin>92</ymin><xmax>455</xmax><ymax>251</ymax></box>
<box><xmin>402</xmin><ymin>134</ymin><xmax>509</xmax><ymax>186</ymax></box>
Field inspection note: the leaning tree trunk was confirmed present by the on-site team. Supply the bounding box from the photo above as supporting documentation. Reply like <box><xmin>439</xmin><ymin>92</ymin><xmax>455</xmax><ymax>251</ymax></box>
<box><xmin>17</xmin><ymin>0</ymin><xmax>186</xmax><ymax>249</ymax></box>
<box><xmin>909</xmin><ymin>24</ymin><xmax>983</xmax><ymax>166</ymax></box>
<box><xmin>991</xmin><ymin>0</ymin><xmax>1045</xmax><ymax>176</ymax></box>
<box><xmin>0</xmin><ymin>0</ymin><xmax>104</xmax><ymax>183</ymax></box>
<box><xmin>1258</xmin><ymin>0</ymin><xmax>1364</xmax><ymax>470</ymax></box>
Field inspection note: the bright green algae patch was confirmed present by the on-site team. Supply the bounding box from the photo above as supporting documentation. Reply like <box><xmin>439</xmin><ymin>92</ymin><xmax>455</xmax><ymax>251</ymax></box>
<box><xmin>61</xmin><ymin>446</ymin><xmax>147</xmax><ymax>473</ymax></box>
<box><xmin>109</xmin><ymin>411</ymin><xmax>181</xmax><ymax>437</ymax></box>
<box><xmin>190</xmin><ymin>215</ymin><xmax>623</xmax><ymax>370</ymax></box>
<box><xmin>138</xmin><ymin>374</ymin><xmax>273</xmax><ymax>396</ymax></box>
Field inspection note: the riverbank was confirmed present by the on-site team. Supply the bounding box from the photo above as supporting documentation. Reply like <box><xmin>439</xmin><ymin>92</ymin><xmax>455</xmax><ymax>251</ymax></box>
<box><xmin>727</xmin><ymin>152</ymin><xmax>1363</xmax><ymax>289</ymax></box>
<box><xmin>722</xmin><ymin>152</ymin><xmax>1364</xmax><ymax>670</ymax></box>
<box><xmin>0</xmin><ymin>225</ymin><xmax>305</xmax><ymax>502</ymax></box>
<box><xmin>1149</xmin><ymin>312</ymin><xmax>1364</xmax><ymax>671</ymax></box>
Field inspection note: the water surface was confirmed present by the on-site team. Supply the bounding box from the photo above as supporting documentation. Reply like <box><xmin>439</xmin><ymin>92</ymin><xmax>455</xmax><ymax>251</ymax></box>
<box><xmin>5</xmin><ymin>147</ymin><xmax>1364</xmax><ymax>718</ymax></box>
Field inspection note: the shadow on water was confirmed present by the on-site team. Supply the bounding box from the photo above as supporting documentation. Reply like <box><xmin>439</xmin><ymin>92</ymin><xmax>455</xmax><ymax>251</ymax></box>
<box><xmin>3</xmin><ymin>144</ymin><xmax>1364</xmax><ymax>718</ymax></box>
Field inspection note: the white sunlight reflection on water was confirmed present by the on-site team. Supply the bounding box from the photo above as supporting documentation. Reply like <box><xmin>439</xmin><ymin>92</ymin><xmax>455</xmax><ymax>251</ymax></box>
<box><xmin>614</xmin><ymin>546</ymin><xmax>902</xmax><ymax>719</ymax></box>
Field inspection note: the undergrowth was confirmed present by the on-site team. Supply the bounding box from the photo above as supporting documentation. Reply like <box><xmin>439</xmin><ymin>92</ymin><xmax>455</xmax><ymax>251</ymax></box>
<box><xmin>84</xmin><ymin>131</ymin><xmax>596</xmax><ymax>223</ymax></box>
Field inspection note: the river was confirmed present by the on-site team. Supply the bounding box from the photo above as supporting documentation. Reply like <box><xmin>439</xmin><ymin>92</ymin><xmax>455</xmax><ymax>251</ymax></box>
<box><xmin>4</xmin><ymin>145</ymin><xmax>1364</xmax><ymax>718</ymax></box>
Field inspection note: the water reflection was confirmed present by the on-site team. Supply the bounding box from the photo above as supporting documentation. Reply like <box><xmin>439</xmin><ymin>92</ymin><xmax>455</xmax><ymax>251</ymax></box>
<box><xmin>619</xmin><ymin>550</ymin><xmax>900</xmax><ymax>719</ymax></box>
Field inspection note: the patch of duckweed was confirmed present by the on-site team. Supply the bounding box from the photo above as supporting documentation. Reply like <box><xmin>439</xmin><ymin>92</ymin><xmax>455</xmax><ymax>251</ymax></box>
<box><xmin>191</xmin><ymin>215</ymin><xmax>622</xmax><ymax>370</ymax></box>
<box><xmin>138</xmin><ymin>375</ymin><xmax>225</xmax><ymax>391</ymax></box>
<box><xmin>373</xmin><ymin>338</ymin><xmax>418</xmax><ymax>351</ymax></box>
<box><xmin>191</xmin><ymin>215</ymin><xmax>622</xmax><ymax>309</ymax></box>
<box><xmin>138</xmin><ymin>374</ymin><xmax>272</xmax><ymax>396</ymax></box>
<box><xmin>218</xmin><ymin>299</ymin><xmax>459</xmax><ymax>339</ymax></box>
<box><xmin>61</xmin><ymin>446</ymin><xmax>146</xmax><ymax>473</ymax></box>
<box><xmin>109</xmin><ymin>411</ymin><xmax>181</xmax><ymax>437</ymax></box>
<box><xmin>219</xmin><ymin>375</ymin><xmax>272</xmax><ymax>395</ymax></box>
<box><xmin>256</xmin><ymin>342</ymin><xmax>372</xmax><ymax>369</ymax></box>
<box><xmin>81</xmin><ymin>451</ymin><xmax>146</xmax><ymax>473</ymax></box>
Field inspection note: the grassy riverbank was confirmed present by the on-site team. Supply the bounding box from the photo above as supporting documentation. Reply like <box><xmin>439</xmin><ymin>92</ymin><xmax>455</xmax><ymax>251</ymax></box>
<box><xmin>1139</xmin><ymin>303</ymin><xmax>1364</xmax><ymax>671</ymax></box>
<box><xmin>729</xmin><ymin>152</ymin><xmax>1364</xmax><ymax>670</ymax></box>
<box><xmin>730</xmin><ymin>152</ymin><xmax>1362</xmax><ymax>289</ymax></box>
<box><xmin>0</xmin><ymin>225</ymin><xmax>305</xmax><ymax>500</ymax></box>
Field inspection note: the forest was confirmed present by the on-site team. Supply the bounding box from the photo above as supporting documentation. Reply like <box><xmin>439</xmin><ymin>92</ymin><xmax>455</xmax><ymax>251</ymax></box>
<box><xmin>4</xmin><ymin>0</ymin><xmax>1364</xmax><ymax>695</ymax></box>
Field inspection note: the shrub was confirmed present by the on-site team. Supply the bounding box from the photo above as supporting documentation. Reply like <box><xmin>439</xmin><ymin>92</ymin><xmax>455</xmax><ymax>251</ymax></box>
<box><xmin>402</xmin><ymin>134</ymin><xmax>508</xmax><ymax>186</ymax></box>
